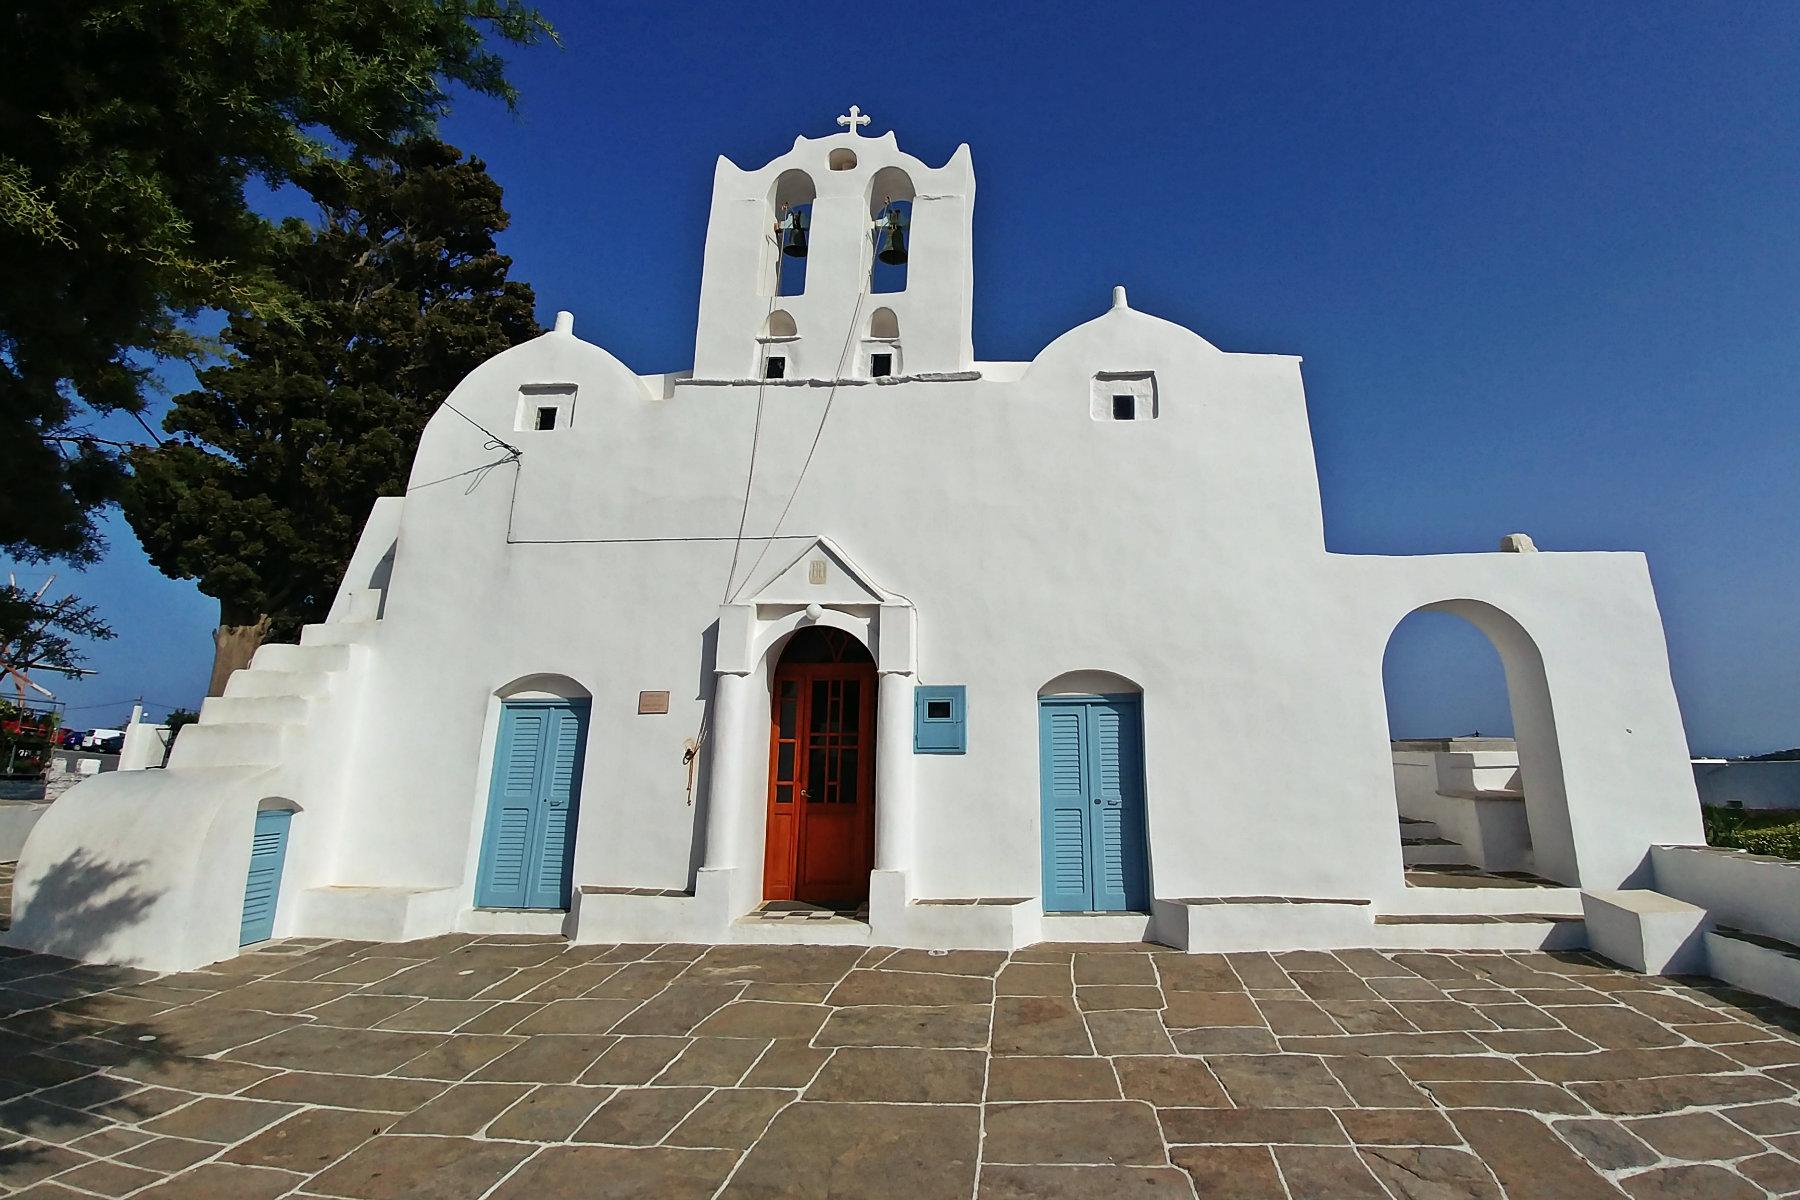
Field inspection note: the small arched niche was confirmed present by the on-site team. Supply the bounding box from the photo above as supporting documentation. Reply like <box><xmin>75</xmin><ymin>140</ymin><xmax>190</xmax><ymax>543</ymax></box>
<box><xmin>863</xmin><ymin>307</ymin><xmax>901</xmax><ymax>378</ymax></box>
<box><xmin>1040</xmin><ymin>670</ymin><xmax>1143</xmax><ymax>697</ymax></box>
<box><xmin>763</xmin><ymin>310</ymin><xmax>798</xmax><ymax>340</ymax></box>
<box><xmin>498</xmin><ymin>673</ymin><xmax>592</xmax><ymax>702</ymax></box>
<box><xmin>867</xmin><ymin>166</ymin><xmax>914</xmax><ymax>295</ymax></box>
<box><xmin>770</xmin><ymin>169</ymin><xmax>816</xmax><ymax>298</ymax></box>
<box><xmin>829</xmin><ymin>147</ymin><xmax>858</xmax><ymax>171</ymax></box>
<box><xmin>256</xmin><ymin>796</ymin><xmax>302</xmax><ymax>813</ymax></box>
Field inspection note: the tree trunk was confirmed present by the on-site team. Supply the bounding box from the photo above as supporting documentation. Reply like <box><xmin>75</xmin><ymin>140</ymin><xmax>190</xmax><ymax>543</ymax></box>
<box><xmin>208</xmin><ymin>615</ymin><xmax>272</xmax><ymax>696</ymax></box>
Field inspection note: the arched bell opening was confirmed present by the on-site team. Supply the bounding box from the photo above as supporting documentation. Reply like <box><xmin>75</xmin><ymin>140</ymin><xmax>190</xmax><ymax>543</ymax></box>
<box><xmin>769</xmin><ymin>169</ymin><xmax>816</xmax><ymax>298</ymax></box>
<box><xmin>761</xmin><ymin>625</ymin><xmax>877</xmax><ymax>910</ymax></box>
<box><xmin>867</xmin><ymin>165</ymin><xmax>914</xmax><ymax>295</ymax></box>
<box><xmin>1383</xmin><ymin>600</ymin><xmax>1578</xmax><ymax>887</ymax></box>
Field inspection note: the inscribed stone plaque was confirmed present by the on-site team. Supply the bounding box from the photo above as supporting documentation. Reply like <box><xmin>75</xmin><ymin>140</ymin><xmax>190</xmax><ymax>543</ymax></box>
<box><xmin>638</xmin><ymin>691</ymin><xmax>670</xmax><ymax>715</ymax></box>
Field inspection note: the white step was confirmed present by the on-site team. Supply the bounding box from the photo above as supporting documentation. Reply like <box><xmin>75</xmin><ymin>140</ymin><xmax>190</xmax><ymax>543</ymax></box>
<box><xmin>1402</xmin><ymin>838</ymin><xmax>1472</xmax><ymax>867</ymax></box>
<box><xmin>199</xmin><ymin>694</ymin><xmax>311</xmax><ymax>726</ymax></box>
<box><xmin>251</xmin><ymin>642</ymin><xmax>352</xmax><ymax>673</ymax></box>
<box><xmin>224</xmin><ymin>669</ymin><xmax>333</xmax><ymax>699</ymax></box>
<box><xmin>300</xmin><ymin>621</ymin><xmax>377</xmax><ymax>647</ymax></box>
<box><xmin>1705</xmin><ymin>928</ymin><xmax>1800</xmax><ymax>1009</ymax></box>
<box><xmin>1399</xmin><ymin>817</ymin><xmax>1441</xmax><ymax>841</ymax></box>
<box><xmin>1371</xmin><ymin>914</ymin><xmax>1587</xmax><ymax>951</ymax></box>
<box><xmin>167</xmin><ymin>722</ymin><xmax>294</xmax><ymax>769</ymax></box>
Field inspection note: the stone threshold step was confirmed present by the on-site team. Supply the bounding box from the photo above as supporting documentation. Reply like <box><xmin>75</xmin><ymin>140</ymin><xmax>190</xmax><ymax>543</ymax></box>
<box><xmin>1376</xmin><ymin>913</ymin><xmax>1582</xmax><ymax>925</ymax></box>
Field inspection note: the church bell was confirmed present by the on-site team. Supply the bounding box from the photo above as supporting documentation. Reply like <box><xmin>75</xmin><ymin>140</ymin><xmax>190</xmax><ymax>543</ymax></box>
<box><xmin>781</xmin><ymin>209</ymin><xmax>808</xmax><ymax>258</ymax></box>
<box><xmin>877</xmin><ymin>207</ymin><xmax>908</xmax><ymax>265</ymax></box>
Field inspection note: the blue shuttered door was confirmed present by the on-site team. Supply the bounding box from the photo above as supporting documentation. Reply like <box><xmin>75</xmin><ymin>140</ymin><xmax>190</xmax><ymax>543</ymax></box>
<box><xmin>1038</xmin><ymin>696</ymin><xmax>1149</xmax><ymax>912</ymax></box>
<box><xmin>476</xmin><ymin>700</ymin><xmax>588</xmax><ymax>910</ymax></box>
<box><xmin>1039</xmin><ymin>704</ymin><xmax>1092</xmax><ymax>912</ymax></box>
<box><xmin>240</xmin><ymin>809</ymin><xmax>293</xmax><ymax>945</ymax></box>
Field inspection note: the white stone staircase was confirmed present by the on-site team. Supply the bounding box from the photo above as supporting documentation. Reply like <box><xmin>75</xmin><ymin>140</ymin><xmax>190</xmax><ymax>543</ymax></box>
<box><xmin>169</xmin><ymin>622</ymin><xmax>372</xmax><ymax>770</ymax></box>
<box><xmin>1399</xmin><ymin>815</ymin><xmax>1471</xmax><ymax>867</ymax></box>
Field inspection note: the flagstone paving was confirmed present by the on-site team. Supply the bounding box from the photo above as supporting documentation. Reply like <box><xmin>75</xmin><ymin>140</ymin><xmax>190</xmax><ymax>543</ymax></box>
<box><xmin>0</xmin><ymin>934</ymin><xmax>1794</xmax><ymax>1197</ymax></box>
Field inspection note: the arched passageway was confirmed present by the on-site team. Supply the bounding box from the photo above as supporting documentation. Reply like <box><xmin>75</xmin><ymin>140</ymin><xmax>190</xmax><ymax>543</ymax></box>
<box><xmin>1382</xmin><ymin>602</ymin><xmax>1579</xmax><ymax>886</ymax></box>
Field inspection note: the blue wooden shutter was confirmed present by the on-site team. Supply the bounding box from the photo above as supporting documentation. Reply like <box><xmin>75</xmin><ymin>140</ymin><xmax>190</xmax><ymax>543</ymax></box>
<box><xmin>240</xmin><ymin>809</ymin><xmax>293</xmax><ymax>945</ymax></box>
<box><xmin>476</xmin><ymin>707</ymin><xmax>548</xmax><ymax>909</ymax></box>
<box><xmin>527</xmin><ymin>704</ymin><xmax>587</xmax><ymax>909</ymax></box>
<box><xmin>1039</xmin><ymin>701</ymin><xmax>1092</xmax><ymax>911</ymax></box>
<box><xmin>1088</xmin><ymin>699</ymin><xmax>1148</xmax><ymax>911</ymax></box>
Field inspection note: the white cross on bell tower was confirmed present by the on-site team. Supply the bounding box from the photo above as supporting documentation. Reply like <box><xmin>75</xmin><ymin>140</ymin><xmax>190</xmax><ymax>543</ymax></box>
<box><xmin>836</xmin><ymin>105</ymin><xmax>871</xmax><ymax>136</ymax></box>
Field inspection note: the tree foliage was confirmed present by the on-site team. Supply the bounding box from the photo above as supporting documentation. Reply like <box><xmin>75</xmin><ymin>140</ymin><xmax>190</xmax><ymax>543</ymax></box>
<box><xmin>124</xmin><ymin>137</ymin><xmax>539</xmax><ymax>635</ymax></box>
<box><xmin>0</xmin><ymin>0</ymin><xmax>552</xmax><ymax>565</ymax></box>
<box><xmin>0</xmin><ymin>584</ymin><xmax>114</xmax><ymax>693</ymax></box>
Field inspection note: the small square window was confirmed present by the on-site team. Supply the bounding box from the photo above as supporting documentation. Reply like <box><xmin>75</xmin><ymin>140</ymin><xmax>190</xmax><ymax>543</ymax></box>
<box><xmin>1091</xmin><ymin>372</ymin><xmax>1158</xmax><ymax>421</ymax></box>
<box><xmin>870</xmin><ymin>352</ymin><xmax>893</xmax><ymax>378</ymax></box>
<box><xmin>765</xmin><ymin>355</ymin><xmax>786</xmax><ymax>379</ymax></box>
<box><xmin>925</xmin><ymin>699</ymin><xmax>952</xmax><ymax>720</ymax></box>
<box><xmin>516</xmin><ymin>383</ymin><xmax>576</xmax><ymax>431</ymax></box>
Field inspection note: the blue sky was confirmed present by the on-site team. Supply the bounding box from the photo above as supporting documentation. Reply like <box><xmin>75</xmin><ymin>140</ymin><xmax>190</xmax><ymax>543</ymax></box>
<box><xmin>11</xmin><ymin>1</ymin><xmax>1798</xmax><ymax>755</ymax></box>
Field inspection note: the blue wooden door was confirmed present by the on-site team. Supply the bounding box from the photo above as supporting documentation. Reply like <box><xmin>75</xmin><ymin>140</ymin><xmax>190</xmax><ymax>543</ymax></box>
<box><xmin>476</xmin><ymin>700</ymin><xmax>588</xmax><ymax>910</ymax></box>
<box><xmin>1038</xmin><ymin>696</ymin><xmax>1149</xmax><ymax>912</ymax></box>
<box><xmin>240</xmin><ymin>809</ymin><xmax>293</xmax><ymax>945</ymax></box>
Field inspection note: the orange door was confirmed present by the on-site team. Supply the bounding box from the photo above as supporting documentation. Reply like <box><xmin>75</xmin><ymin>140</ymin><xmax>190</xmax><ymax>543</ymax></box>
<box><xmin>763</xmin><ymin>661</ymin><xmax>877</xmax><ymax>905</ymax></box>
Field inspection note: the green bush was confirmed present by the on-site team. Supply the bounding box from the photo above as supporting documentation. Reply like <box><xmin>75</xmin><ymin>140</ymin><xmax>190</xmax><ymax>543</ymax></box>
<box><xmin>1703</xmin><ymin>806</ymin><xmax>1800</xmax><ymax>861</ymax></box>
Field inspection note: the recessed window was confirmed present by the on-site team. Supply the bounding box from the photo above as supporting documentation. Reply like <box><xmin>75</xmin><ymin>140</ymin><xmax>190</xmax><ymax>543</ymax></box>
<box><xmin>765</xmin><ymin>355</ymin><xmax>786</xmax><ymax>380</ymax></box>
<box><xmin>926</xmin><ymin>699</ymin><xmax>952</xmax><ymax>720</ymax></box>
<box><xmin>870</xmin><ymin>352</ymin><xmax>893</xmax><ymax>378</ymax></box>
<box><xmin>1091</xmin><ymin>372</ymin><xmax>1159</xmax><ymax>421</ymax></box>
<box><xmin>516</xmin><ymin>383</ymin><xmax>577</xmax><ymax>431</ymax></box>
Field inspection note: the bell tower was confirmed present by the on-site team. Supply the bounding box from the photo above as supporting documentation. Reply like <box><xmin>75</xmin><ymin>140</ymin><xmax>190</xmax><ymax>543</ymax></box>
<box><xmin>692</xmin><ymin>109</ymin><xmax>976</xmax><ymax>381</ymax></box>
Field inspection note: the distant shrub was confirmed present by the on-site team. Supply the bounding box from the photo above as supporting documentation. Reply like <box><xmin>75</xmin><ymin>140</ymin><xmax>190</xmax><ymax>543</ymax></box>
<box><xmin>1703</xmin><ymin>806</ymin><xmax>1800</xmax><ymax>862</ymax></box>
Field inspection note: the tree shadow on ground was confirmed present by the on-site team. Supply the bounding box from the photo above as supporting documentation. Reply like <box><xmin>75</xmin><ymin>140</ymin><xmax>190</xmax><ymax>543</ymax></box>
<box><xmin>0</xmin><ymin>851</ymin><xmax>205</xmax><ymax>1189</ymax></box>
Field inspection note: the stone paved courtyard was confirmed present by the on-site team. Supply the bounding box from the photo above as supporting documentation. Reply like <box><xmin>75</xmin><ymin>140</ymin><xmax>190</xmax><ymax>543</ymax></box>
<box><xmin>0</xmin><ymin>933</ymin><xmax>1795</xmax><ymax>1198</ymax></box>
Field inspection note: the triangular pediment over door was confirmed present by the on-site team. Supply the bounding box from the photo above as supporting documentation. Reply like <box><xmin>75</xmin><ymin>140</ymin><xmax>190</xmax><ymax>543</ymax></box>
<box><xmin>739</xmin><ymin>536</ymin><xmax>895</xmax><ymax>607</ymax></box>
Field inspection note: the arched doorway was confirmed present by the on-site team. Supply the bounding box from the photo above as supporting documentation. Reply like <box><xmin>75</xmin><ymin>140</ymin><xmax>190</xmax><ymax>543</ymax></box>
<box><xmin>762</xmin><ymin>626</ymin><xmax>877</xmax><ymax>906</ymax></box>
<box><xmin>1037</xmin><ymin>672</ymin><xmax>1151</xmax><ymax>913</ymax></box>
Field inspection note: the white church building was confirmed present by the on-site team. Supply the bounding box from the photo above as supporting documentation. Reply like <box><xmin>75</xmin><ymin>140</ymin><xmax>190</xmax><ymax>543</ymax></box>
<box><xmin>10</xmin><ymin>112</ymin><xmax>1708</xmax><ymax>971</ymax></box>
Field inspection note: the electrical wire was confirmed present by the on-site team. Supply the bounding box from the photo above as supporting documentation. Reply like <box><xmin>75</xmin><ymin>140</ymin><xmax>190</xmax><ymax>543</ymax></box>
<box><xmin>727</xmin><ymin>289</ymin><xmax>866</xmax><ymax>604</ymax></box>
<box><xmin>442</xmin><ymin>402</ymin><xmax>523</xmax><ymax>459</ymax></box>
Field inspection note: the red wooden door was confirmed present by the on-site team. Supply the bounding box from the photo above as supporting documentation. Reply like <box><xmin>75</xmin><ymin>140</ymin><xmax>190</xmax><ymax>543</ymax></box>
<box><xmin>763</xmin><ymin>660</ymin><xmax>876</xmax><ymax>905</ymax></box>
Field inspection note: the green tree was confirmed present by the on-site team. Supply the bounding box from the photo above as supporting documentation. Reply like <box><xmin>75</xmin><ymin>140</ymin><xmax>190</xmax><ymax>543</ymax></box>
<box><xmin>0</xmin><ymin>582</ymin><xmax>112</xmax><ymax>708</ymax></box>
<box><xmin>125</xmin><ymin>137</ymin><xmax>539</xmax><ymax>690</ymax></box>
<box><xmin>0</xmin><ymin>0</ymin><xmax>552</xmax><ymax>566</ymax></box>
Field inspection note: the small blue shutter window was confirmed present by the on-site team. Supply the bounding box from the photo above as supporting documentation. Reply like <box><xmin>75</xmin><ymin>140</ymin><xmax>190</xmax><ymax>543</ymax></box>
<box><xmin>913</xmin><ymin>685</ymin><xmax>967</xmax><ymax>754</ymax></box>
<box><xmin>240</xmin><ymin>809</ymin><xmax>293</xmax><ymax>945</ymax></box>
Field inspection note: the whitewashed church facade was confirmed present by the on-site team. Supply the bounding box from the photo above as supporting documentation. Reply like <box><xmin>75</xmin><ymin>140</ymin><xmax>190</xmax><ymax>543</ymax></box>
<box><xmin>10</xmin><ymin>113</ymin><xmax>1706</xmax><ymax>971</ymax></box>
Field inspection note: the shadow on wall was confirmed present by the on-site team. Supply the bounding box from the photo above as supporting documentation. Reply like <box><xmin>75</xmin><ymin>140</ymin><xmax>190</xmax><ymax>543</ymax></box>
<box><xmin>0</xmin><ymin>850</ymin><xmax>198</xmax><ymax>1184</ymax></box>
<box><xmin>5</xmin><ymin>849</ymin><xmax>161</xmax><ymax>959</ymax></box>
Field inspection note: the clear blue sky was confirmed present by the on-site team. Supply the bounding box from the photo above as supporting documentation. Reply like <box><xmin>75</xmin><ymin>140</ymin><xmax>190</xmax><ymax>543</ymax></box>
<box><xmin>10</xmin><ymin>1</ymin><xmax>1798</xmax><ymax>755</ymax></box>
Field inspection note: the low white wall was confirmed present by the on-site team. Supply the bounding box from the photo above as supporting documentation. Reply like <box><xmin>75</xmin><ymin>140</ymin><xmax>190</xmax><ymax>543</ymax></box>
<box><xmin>1650</xmin><ymin>844</ymin><xmax>1800</xmax><ymax>945</ymax></box>
<box><xmin>1692</xmin><ymin>761</ymin><xmax>1800</xmax><ymax>812</ymax></box>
